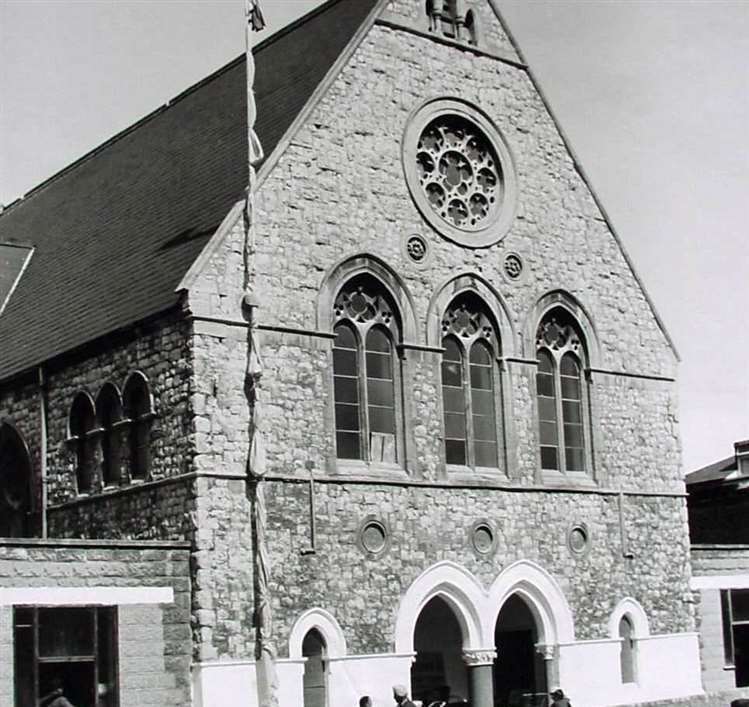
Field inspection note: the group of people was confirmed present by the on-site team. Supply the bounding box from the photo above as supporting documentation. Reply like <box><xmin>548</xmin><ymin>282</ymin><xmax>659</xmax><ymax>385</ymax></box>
<box><xmin>358</xmin><ymin>684</ymin><xmax>572</xmax><ymax>707</ymax></box>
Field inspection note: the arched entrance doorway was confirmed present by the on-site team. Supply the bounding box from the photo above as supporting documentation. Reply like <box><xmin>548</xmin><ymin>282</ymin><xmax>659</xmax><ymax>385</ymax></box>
<box><xmin>411</xmin><ymin>596</ymin><xmax>469</xmax><ymax>706</ymax></box>
<box><xmin>302</xmin><ymin>628</ymin><xmax>327</xmax><ymax>707</ymax></box>
<box><xmin>493</xmin><ymin>594</ymin><xmax>547</xmax><ymax>706</ymax></box>
<box><xmin>0</xmin><ymin>422</ymin><xmax>36</xmax><ymax>538</ymax></box>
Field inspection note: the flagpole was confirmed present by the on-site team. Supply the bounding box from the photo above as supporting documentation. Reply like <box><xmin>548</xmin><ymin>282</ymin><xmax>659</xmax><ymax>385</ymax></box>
<box><xmin>241</xmin><ymin>3</ymin><xmax>278</xmax><ymax>707</ymax></box>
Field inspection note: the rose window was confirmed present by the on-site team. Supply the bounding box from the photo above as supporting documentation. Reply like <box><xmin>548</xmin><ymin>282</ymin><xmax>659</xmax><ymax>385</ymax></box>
<box><xmin>416</xmin><ymin>116</ymin><xmax>503</xmax><ymax>231</ymax></box>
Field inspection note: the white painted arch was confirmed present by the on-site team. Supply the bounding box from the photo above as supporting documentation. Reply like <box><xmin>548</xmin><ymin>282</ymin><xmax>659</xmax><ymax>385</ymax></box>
<box><xmin>607</xmin><ymin>597</ymin><xmax>650</xmax><ymax>639</ymax></box>
<box><xmin>395</xmin><ymin>560</ymin><xmax>575</xmax><ymax>653</ymax></box>
<box><xmin>394</xmin><ymin>561</ymin><xmax>485</xmax><ymax>653</ymax></box>
<box><xmin>487</xmin><ymin>560</ymin><xmax>575</xmax><ymax>646</ymax></box>
<box><xmin>289</xmin><ymin>608</ymin><xmax>347</xmax><ymax>660</ymax></box>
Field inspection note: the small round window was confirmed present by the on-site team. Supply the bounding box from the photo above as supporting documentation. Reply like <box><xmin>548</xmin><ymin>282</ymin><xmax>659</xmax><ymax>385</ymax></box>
<box><xmin>403</xmin><ymin>98</ymin><xmax>517</xmax><ymax>248</ymax></box>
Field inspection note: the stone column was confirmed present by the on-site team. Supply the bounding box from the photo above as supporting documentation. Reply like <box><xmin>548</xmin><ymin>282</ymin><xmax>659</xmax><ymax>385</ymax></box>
<box><xmin>536</xmin><ymin>643</ymin><xmax>557</xmax><ymax>693</ymax></box>
<box><xmin>462</xmin><ymin>649</ymin><xmax>496</xmax><ymax>707</ymax></box>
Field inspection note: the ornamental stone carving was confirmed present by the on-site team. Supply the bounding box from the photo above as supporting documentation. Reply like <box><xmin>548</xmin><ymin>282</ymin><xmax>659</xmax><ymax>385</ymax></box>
<box><xmin>462</xmin><ymin>648</ymin><xmax>497</xmax><ymax>666</ymax></box>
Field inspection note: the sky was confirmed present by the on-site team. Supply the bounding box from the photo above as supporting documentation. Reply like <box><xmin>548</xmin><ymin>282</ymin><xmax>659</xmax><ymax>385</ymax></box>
<box><xmin>0</xmin><ymin>0</ymin><xmax>747</xmax><ymax>473</ymax></box>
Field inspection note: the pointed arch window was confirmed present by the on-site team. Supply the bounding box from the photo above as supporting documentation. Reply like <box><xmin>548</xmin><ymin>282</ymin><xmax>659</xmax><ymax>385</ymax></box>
<box><xmin>96</xmin><ymin>383</ymin><xmax>123</xmax><ymax>487</ymax></box>
<box><xmin>619</xmin><ymin>614</ymin><xmax>637</xmax><ymax>683</ymax></box>
<box><xmin>0</xmin><ymin>422</ymin><xmax>37</xmax><ymax>537</ymax></box>
<box><xmin>69</xmin><ymin>393</ymin><xmax>96</xmax><ymax>494</ymax></box>
<box><xmin>123</xmin><ymin>373</ymin><xmax>154</xmax><ymax>481</ymax></box>
<box><xmin>440</xmin><ymin>295</ymin><xmax>502</xmax><ymax>469</ymax></box>
<box><xmin>332</xmin><ymin>277</ymin><xmax>401</xmax><ymax>464</ymax></box>
<box><xmin>536</xmin><ymin>309</ymin><xmax>588</xmax><ymax>474</ymax></box>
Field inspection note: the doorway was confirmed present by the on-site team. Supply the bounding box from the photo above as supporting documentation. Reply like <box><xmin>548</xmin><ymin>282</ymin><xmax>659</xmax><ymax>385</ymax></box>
<box><xmin>493</xmin><ymin>594</ymin><xmax>547</xmax><ymax>707</ymax></box>
<box><xmin>302</xmin><ymin>629</ymin><xmax>327</xmax><ymax>707</ymax></box>
<box><xmin>411</xmin><ymin>596</ymin><xmax>469</xmax><ymax>705</ymax></box>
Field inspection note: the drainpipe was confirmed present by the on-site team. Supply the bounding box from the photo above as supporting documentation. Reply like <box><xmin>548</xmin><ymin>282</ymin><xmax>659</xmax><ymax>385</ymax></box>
<box><xmin>38</xmin><ymin>365</ymin><xmax>48</xmax><ymax>538</ymax></box>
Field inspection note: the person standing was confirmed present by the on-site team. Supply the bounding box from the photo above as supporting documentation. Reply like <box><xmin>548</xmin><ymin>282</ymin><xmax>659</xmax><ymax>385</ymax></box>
<box><xmin>392</xmin><ymin>684</ymin><xmax>417</xmax><ymax>707</ymax></box>
<box><xmin>550</xmin><ymin>687</ymin><xmax>572</xmax><ymax>707</ymax></box>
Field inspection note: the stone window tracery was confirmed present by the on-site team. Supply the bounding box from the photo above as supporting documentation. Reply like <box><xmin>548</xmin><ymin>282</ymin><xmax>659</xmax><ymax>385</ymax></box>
<box><xmin>332</xmin><ymin>277</ymin><xmax>401</xmax><ymax>465</ymax></box>
<box><xmin>403</xmin><ymin>99</ymin><xmax>517</xmax><ymax>248</ymax></box>
<box><xmin>535</xmin><ymin>309</ymin><xmax>588</xmax><ymax>474</ymax></box>
<box><xmin>440</xmin><ymin>294</ymin><xmax>501</xmax><ymax>469</ymax></box>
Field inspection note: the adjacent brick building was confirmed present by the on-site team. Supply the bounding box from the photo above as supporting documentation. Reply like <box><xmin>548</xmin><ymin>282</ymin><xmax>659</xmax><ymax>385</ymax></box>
<box><xmin>0</xmin><ymin>1</ymin><xmax>724</xmax><ymax>705</ymax></box>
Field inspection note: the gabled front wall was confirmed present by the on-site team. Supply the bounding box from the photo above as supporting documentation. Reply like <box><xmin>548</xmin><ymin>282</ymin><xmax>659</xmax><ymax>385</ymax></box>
<box><xmin>186</xmin><ymin>6</ymin><xmax>695</xmax><ymax>707</ymax></box>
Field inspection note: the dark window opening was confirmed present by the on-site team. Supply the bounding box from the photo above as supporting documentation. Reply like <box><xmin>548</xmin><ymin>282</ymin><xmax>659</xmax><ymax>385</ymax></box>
<box><xmin>96</xmin><ymin>384</ymin><xmax>123</xmax><ymax>487</ymax></box>
<box><xmin>0</xmin><ymin>422</ymin><xmax>37</xmax><ymax>537</ymax></box>
<box><xmin>123</xmin><ymin>374</ymin><xmax>153</xmax><ymax>481</ymax></box>
<box><xmin>722</xmin><ymin>589</ymin><xmax>749</xmax><ymax>687</ymax></box>
<box><xmin>14</xmin><ymin>606</ymin><xmax>119</xmax><ymax>707</ymax></box>
<box><xmin>69</xmin><ymin>393</ymin><xmax>96</xmax><ymax>494</ymax></box>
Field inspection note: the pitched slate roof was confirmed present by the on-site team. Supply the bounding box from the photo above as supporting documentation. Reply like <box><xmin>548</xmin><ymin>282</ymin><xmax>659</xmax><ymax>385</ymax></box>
<box><xmin>0</xmin><ymin>0</ymin><xmax>378</xmax><ymax>382</ymax></box>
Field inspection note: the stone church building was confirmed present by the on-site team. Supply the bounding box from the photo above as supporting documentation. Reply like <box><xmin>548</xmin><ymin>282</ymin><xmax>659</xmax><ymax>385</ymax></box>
<box><xmin>0</xmin><ymin>1</ymin><xmax>707</xmax><ymax>706</ymax></box>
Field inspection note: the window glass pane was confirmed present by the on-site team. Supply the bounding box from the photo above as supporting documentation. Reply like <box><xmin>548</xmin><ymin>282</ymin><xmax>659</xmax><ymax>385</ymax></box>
<box><xmin>565</xmin><ymin>446</ymin><xmax>585</xmax><ymax>472</ymax></box>
<box><xmin>469</xmin><ymin>341</ymin><xmax>492</xmax><ymax>365</ymax></box>
<box><xmin>474</xmin><ymin>441</ymin><xmax>497</xmax><ymax>468</ymax></box>
<box><xmin>540</xmin><ymin>446</ymin><xmax>558</xmax><ymax>470</ymax></box>
<box><xmin>369</xmin><ymin>406</ymin><xmax>395</xmax><ymax>435</ymax></box>
<box><xmin>473</xmin><ymin>414</ymin><xmax>495</xmax><ymax>441</ymax></box>
<box><xmin>732</xmin><ymin>590</ymin><xmax>749</xmax><ymax>622</ymax></box>
<box><xmin>536</xmin><ymin>373</ymin><xmax>554</xmax><ymax>398</ymax></box>
<box><xmin>562</xmin><ymin>400</ymin><xmax>581</xmax><ymax>424</ymax></box>
<box><xmin>336</xmin><ymin>432</ymin><xmax>361</xmax><ymax>460</ymax></box>
<box><xmin>444</xmin><ymin>412</ymin><xmax>466</xmax><ymax>438</ymax></box>
<box><xmin>538</xmin><ymin>397</ymin><xmax>556</xmax><ymax>423</ymax></box>
<box><xmin>39</xmin><ymin>607</ymin><xmax>94</xmax><ymax>657</ymax></box>
<box><xmin>539</xmin><ymin>421</ymin><xmax>558</xmax><ymax>446</ymax></box>
<box><xmin>367</xmin><ymin>379</ymin><xmax>393</xmax><ymax>407</ymax></box>
<box><xmin>443</xmin><ymin>387</ymin><xmax>465</xmax><ymax>414</ymax></box>
<box><xmin>470</xmin><ymin>362</ymin><xmax>492</xmax><ymax>390</ymax></box>
<box><xmin>560</xmin><ymin>353</ymin><xmax>580</xmax><ymax>376</ymax></box>
<box><xmin>370</xmin><ymin>431</ymin><xmax>396</xmax><ymax>463</ymax></box>
<box><xmin>334</xmin><ymin>324</ymin><xmax>356</xmax><ymax>349</ymax></box>
<box><xmin>366</xmin><ymin>351</ymin><xmax>392</xmax><ymax>380</ymax></box>
<box><xmin>471</xmin><ymin>389</ymin><xmax>494</xmax><ymax>417</ymax></box>
<box><xmin>366</xmin><ymin>327</ymin><xmax>391</xmax><ymax>353</ymax></box>
<box><xmin>334</xmin><ymin>377</ymin><xmax>358</xmax><ymax>404</ymax></box>
<box><xmin>537</xmin><ymin>349</ymin><xmax>554</xmax><ymax>373</ymax></box>
<box><xmin>563</xmin><ymin>423</ymin><xmax>584</xmax><ymax>448</ymax></box>
<box><xmin>333</xmin><ymin>349</ymin><xmax>357</xmax><ymax>377</ymax></box>
<box><xmin>441</xmin><ymin>360</ymin><xmax>462</xmax><ymax>387</ymax></box>
<box><xmin>335</xmin><ymin>403</ymin><xmax>360</xmax><ymax>432</ymax></box>
<box><xmin>445</xmin><ymin>439</ymin><xmax>467</xmax><ymax>465</ymax></box>
<box><xmin>561</xmin><ymin>375</ymin><xmax>581</xmax><ymax>400</ymax></box>
<box><xmin>443</xmin><ymin>337</ymin><xmax>461</xmax><ymax>362</ymax></box>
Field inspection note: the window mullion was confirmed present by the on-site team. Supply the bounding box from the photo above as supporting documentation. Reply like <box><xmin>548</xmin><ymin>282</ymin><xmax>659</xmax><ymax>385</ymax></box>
<box><xmin>554</xmin><ymin>353</ymin><xmax>567</xmax><ymax>473</ymax></box>
<box><xmin>359</xmin><ymin>326</ymin><xmax>370</xmax><ymax>463</ymax></box>
<box><xmin>463</xmin><ymin>343</ymin><xmax>475</xmax><ymax>468</ymax></box>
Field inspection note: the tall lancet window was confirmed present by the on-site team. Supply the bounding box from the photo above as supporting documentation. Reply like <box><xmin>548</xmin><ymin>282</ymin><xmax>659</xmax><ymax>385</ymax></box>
<box><xmin>333</xmin><ymin>277</ymin><xmax>401</xmax><ymax>464</ymax></box>
<box><xmin>441</xmin><ymin>294</ymin><xmax>501</xmax><ymax>469</ymax></box>
<box><xmin>536</xmin><ymin>309</ymin><xmax>588</xmax><ymax>473</ymax></box>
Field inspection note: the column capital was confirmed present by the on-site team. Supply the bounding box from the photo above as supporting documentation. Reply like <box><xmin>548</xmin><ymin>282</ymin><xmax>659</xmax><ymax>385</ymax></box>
<box><xmin>535</xmin><ymin>643</ymin><xmax>556</xmax><ymax>660</ymax></box>
<box><xmin>462</xmin><ymin>648</ymin><xmax>497</xmax><ymax>666</ymax></box>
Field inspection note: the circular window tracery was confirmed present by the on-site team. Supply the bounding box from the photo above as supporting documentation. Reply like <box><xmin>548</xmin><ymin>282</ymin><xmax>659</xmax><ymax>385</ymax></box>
<box><xmin>417</xmin><ymin>115</ymin><xmax>502</xmax><ymax>231</ymax></box>
<box><xmin>403</xmin><ymin>98</ymin><xmax>517</xmax><ymax>248</ymax></box>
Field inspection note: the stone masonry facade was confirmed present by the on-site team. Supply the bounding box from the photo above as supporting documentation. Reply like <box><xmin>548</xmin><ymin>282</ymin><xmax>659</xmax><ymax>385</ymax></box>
<box><xmin>184</xmin><ymin>9</ymin><xmax>692</xmax><ymax>666</ymax></box>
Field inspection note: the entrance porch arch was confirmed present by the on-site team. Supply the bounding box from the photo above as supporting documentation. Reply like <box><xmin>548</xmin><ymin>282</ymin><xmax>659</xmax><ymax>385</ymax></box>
<box><xmin>394</xmin><ymin>561</ymin><xmax>485</xmax><ymax>654</ymax></box>
<box><xmin>486</xmin><ymin>560</ymin><xmax>575</xmax><ymax>647</ymax></box>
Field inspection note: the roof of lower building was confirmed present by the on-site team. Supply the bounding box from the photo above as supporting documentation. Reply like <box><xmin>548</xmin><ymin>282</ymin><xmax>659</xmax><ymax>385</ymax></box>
<box><xmin>0</xmin><ymin>0</ymin><xmax>378</xmax><ymax>382</ymax></box>
<box><xmin>685</xmin><ymin>455</ymin><xmax>738</xmax><ymax>486</ymax></box>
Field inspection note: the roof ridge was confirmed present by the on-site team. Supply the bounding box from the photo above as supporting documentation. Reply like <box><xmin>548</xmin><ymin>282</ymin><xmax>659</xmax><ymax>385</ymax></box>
<box><xmin>0</xmin><ymin>0</ymin><xmax>346</xmax><ymax>219</ymax></box>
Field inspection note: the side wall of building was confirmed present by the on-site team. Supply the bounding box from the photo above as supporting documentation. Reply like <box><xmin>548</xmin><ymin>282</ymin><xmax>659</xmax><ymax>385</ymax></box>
<box><xmin>0</xmin><ymin>540</ymin><xmax>192</xmax><ymax>707</ymax></box>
